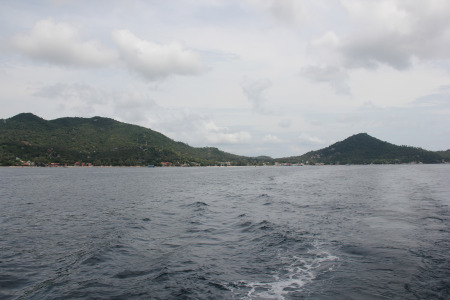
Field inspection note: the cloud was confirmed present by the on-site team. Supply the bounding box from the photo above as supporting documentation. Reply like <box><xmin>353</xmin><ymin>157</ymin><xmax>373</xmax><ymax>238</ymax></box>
<box><xmin>339</xmin><ymin>0</ymin><xmax>450</xmax><ymax>70</ymax></box>
<box><xmin>267</xmin><ymin>0</ymin><xmax>303</xmax><ymax>25</ymax></box>
<box><xmin>310</xmin><ymin>31</ymin><xmax>340</xmax><ymax>49</ymax></box>
<box><xmin>247</xmin><ymin>0</ymin><xmax>306</xmax><ymax>25</ymax></box>
<box><xmin>8</xmin><ymin>20</ymin><xmax>207</xmax><ymax>81</ymax></box>
<box><xmin>33</xmin><ymin>82</ymin><xmax>107</xmax><ymax>103</ymax></box>
<box><xmin>303</xmin><ymin>1</ymin><xmax>450</xmax><ymax>94</ymax></box>
<box><xmin>301</xmin><ymin>65</ymin><xmax>350</xmax><ymax>95</ymax></box>
<box><xmin>111</xmin><ymin>29</ymin><xmax>206</xmax><ymax>81</ymax></box>
<box><xmin>136</xmin><ymin>108</ymin><xmax>251</xmax><ymax>146</ymax></box>
<box><xmin>33</xmin><ymin>82</ymin><xmax>156</xmax><ymax>121</ymax></box>
<box><xmin>411</xmin><ymin>88</ymin><xmax>450</xmax><ymax>108</ymax></box>
<box><xmin>298</xmin><ymin>133</ymin><xmax>326</xmax><ymax>145</ymax></box>
<box><xmin>203</xmin><ymin>120</ymin><xmax>252</xmax><ymax>144</ymax></box>
<box><xmin>263</xmin><ymin>134</ymin><xmax>281</xmax><ymax>143</ymax></box>
<box><xmin>241</xmin><ymin>77</ymin><xmax>273</xmax><ymax>113</ymax></box>
<box><xmin>32</xmin><ymin>82</ymin><xmax>251</xmax><ymax>146</ymax></box>
<box><xmin>278</xmin><ymin>119</ymin><xmax>292</xmax><ymax>128</ymax></box>
<box><xmin>308</xmin><ymin>31</ymin><xmax>342</xmax><ymax>67</ymax></box>
<box><xmin>10</xmin><ymin>19</ymin><xmax>117</xmax><ymax>67</ymax></box>
<box><xmin>438</xmin><ymin>85</ymin><xmax>450</xmax><ymax>92</ymax></box>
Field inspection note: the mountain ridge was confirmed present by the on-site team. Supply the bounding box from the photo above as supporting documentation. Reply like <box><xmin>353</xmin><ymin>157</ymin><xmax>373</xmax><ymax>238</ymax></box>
<box><xmin>279</xmin><ymin>133</ymin><xmax>444</xmax><ymax>164</ymax></box>
<box><xmin>0</xmin><ymin>113</ymin><xmax>447</xmax><ymax>166</ymax></box>
<box><xmin>1</xmin><ymin>113</ymin><xmax>255</xmax><ymax>166</ymax></box>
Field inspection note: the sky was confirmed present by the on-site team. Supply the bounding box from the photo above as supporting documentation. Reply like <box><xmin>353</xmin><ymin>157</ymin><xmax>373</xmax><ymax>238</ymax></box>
<box><xmin>1</xmin><ymin>0</ymin><xmax>449</xmax><ymax>158</ymax></box>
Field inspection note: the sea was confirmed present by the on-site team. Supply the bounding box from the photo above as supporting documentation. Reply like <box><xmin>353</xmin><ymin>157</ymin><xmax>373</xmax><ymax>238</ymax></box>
<box><xmin>1</xmin><ymin>165</ymin><xmax>449</xmax><ymax>299</ymax></box>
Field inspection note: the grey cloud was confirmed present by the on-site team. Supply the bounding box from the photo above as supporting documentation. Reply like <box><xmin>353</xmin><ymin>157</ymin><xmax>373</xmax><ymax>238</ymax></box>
<box><xmin>298</xmin><ymin>133</ymin><xmax>326</xmax><ymax>145</ymax></box>
<box><xmin>33</xmin><ymin>81</ymin><xmax>249</xmax><ymax>146</ymax></box>
<box><xmin>147</xmin><ymin>109</ymin><xmax>251</xmax><ymax>146</ymax></box>
<box><xmin>263</xmin><ymin>134</ymin><xmax>281</xmax><ymax>143</ymax></box>
<box><xmin>112</xmin><ymin>91</ymin><xmax>158</xmax><ymax>124</ymax></box>
<box><xmin>268</xmin><ymin>0</ymin><xmax>298</xmax><ymax>25</ymax></box>
<box><xmin>335</xmin><ymin>101</ymin><xmax>449</xmax><ymax>141</ymax></box>
<box><xmin>10</xmin><ymin>19</ymin><xmax>117</xmax><ymax>67</ymax></box>
<box><xmin>341</xmin><ymin>33</ymin><xmax>412</xmax><ymax>70</ymax></box>
<box><xmin>305</xmin><ymin>0</ymin><xmax>450</xmax><ymax>87</ymax></box>
<box><xmin>241</xmin><ymin>77</ymin><xmax>273</xmax><ymax>113</ymax></box>
<box><xmin>9</xmin><ymin>19</ymin><xmax>207</xmax><ymax>81</ymax></box>
<box><xmin>33</xmin><ymin>82</ymin><xmax>157</xmax><ymax>123</ymax></box>
<box><xmin>248</xmin><ymin>0</ymin><xmax>305</xmax><ymax>25</ymax></box>
<box><xmin>111</xmin><ymin>29</ymin><xmax>206</xmax><ymax>81</ymax></box>
<box><xmin>411</xmin><ymin>91</ymin><xmax>450</xmax><ymax>108</ymax></box>
<box><xmin>301</xmin><ymin>65</ymin><xmax>350</xmax><ymax>95</ymax></box>
<box><xmin>438</xmin><ymin>85</ymin><xmax>450</xmax><ymax>92</ymax></box>
<box><xmin>339</xmin><ymin>1</ymin><xmax>450</xmax><ymax>70</ymax></box>
<box><xmin>33</xmin><ymin>82</ymin><xmax>107</xmax><ymax>104</ymax></box>
<box><xmin>278</xmin><ymin>119</ymin><xmax>292</xmax><ymax>128</ymax></box>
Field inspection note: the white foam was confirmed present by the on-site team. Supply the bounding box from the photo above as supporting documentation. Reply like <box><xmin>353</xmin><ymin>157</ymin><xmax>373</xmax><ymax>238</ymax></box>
<box><xmin>232</xmin><ymin>247</ymin><xmax>339</xmax><ymax>299</ymax></box>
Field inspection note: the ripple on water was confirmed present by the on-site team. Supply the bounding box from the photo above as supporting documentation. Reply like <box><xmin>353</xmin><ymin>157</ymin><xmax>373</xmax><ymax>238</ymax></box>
<box><xmin>229</xmin><ymin>246</ymin><xmax>339</xmax><ymax>299</ymax></box>
<box><xmin>2</xmin><ymin>165</ymin><xmax>449</xmax><ymax>299</ymax></box>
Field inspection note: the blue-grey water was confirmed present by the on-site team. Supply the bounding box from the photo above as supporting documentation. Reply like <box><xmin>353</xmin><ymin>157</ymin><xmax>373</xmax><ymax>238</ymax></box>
<box><xmin>1</xmin><ymin>165</ymin><xmax>449</xmax><ymax>299</ymax></box>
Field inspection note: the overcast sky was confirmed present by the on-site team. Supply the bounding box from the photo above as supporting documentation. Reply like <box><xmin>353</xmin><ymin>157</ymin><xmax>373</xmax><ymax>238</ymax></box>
<box><xmin>1</xmin><ymin>0</ymin><xmax>449</xmax><ymax>157</ymax></box>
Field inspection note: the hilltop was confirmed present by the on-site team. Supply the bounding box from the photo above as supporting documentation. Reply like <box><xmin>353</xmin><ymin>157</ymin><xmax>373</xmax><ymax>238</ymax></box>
<box><xmin>0</xmin><ymin>113</ymin><xmax>262</xmax><ymax>166</ymax></box>
<box><xmin>279</xmin><ymin>133</ymin><xmax>444</xmax><ymax>165</ymax></box>
<box><xmin>1</xmin><ymin>114</ymin><xmax>447</xmax><ymax>166</ymax></box>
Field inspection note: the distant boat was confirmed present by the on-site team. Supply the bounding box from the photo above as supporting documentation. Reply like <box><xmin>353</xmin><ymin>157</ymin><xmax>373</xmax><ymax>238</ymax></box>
<box><xmin>148</xmin><ymin>165</ymin><xmax>155</xmax><ymax>168</ymax></box>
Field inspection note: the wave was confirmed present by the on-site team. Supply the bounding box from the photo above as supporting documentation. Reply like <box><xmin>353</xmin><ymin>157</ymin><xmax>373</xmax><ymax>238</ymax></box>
<box><xmin>181</xmin><ymin>201</ymin><xmax>209</xmax><ymax>210</ymax></box>
<box><xmin>229</xmin><ymin>246</ymin><xmax>339</xmax><ymax>299</ymax></box>
<box><xmin>227</xmin><ymin>218</ymin><xmax>339</xmax><ymax>298</ymax></box>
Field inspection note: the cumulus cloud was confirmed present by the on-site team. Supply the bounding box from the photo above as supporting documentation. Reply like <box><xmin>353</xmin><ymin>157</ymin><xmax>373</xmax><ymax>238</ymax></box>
<box><xmin>32</xmin><ymin>82</ymin><xmax>251</xmax><ymax>146</ymax></box>
<box><xmin>247</xmin><ymin>0</ymin><xmax>306</xmax><ymax>25</ymax></box>
<box><xmin>140</xmin><ymin>108</ymin><xmax>251</xmax><ymax>146</ymax></box>
<box><xmin>33</xmin><ymin>82</ymin><xmax>156</xmax><ymax>121</ymax></box>
<box><xmin>241</xmin><ymin>77</ymin><xmax>273</xmax><ymax>113</ymax></box>
<box><xmin>8</xmin><ymin>20</ymin><xmax>207</xmax><ymax>81</ymax></box>
<box><xmin>304</xmin><ymin>0</ymin><xmax>450</xmax><ymax>94</ymax></box>
<box><xmin>298</xmin><ymin>133</ymin><xmax>326</xmax><ymax>145</ymax></box>
<box><xmin>202</xmin><ymin>121</ymin><xmax>252</xmax><ymax>144</ymax></box>
<box><xmin>301</xmin><ymin>65</ymin><xmax>350</xmax><ymax>95</ymax></box>
<box><xmin>10</xmin><ymin>19</ymin><xmax>117</xmax><ymax>67</ymax></box>
<box><xmin>311</xmin><ymin>31</ymin><xmax>340</xmax><ymax>49</ymax></box>
<box><xmin>111</xmin><ymin>29</ymin><xmax>206</xmax><ymax>81</ymax></box>
<box><xmin>268</xmin><ymin>0</ymin><xmax>302</xmax><ymax>25</ymax></box>
<box><xmin>308</xmin><ymin>31</ymin><xmax>341</xmax><ymax>66</ymax></box>
<box><xmin>263</xmin><ymin>134</ymin><xmax>281</xmax><ymax>143</ymax></box>
<box><xmin>339</xmin><ymin>0</ymin><xmax>450</xmax><ymax>70</ymax></box>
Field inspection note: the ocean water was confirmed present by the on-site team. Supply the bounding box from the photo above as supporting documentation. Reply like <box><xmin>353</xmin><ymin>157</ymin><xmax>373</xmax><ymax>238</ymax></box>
<box><xmin>1</xmin><ymin>165</ymin><xmax>449</xmax><ymax>299</ymax></box>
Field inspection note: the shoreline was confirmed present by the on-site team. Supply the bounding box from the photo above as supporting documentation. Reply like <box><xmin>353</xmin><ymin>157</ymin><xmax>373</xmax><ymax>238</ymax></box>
<box><xmin>1</xmin><ymin>162</ymin><xmax>448</xmax><ymax>168</ymax></box>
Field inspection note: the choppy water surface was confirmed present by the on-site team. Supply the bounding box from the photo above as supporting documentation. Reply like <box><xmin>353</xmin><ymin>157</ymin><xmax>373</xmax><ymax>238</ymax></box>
<box><xmin>1</xmin><ymin>165</ymin><xmax>449</xmax><ymax>299</ymax></box>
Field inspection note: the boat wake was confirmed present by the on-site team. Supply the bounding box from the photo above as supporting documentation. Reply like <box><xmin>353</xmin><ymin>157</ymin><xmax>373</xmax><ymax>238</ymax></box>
<box><xmin>229</xmin><ymin>246</ymin><xmax>339</xmax><ymax>299</ymax></box>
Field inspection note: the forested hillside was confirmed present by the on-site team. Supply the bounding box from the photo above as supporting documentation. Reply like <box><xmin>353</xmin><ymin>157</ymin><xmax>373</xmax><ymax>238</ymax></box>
<box><xmin>0</xmin><ymin>113</ymin><xmax>257</xmax><ymax>166</ymax></box>
<box><xmin>279</xmin><ymin>133</ymin><xmax>444</xmax><ymax>165</ymax></box>
<box><xmin>1</xmin><ymin>114</ymin><xmax>447</xmax><ymax>166</ymax></box>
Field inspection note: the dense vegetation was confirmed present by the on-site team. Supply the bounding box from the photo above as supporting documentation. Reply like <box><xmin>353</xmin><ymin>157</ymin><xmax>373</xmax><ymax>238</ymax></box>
<box><xmin>1</xmin><ymin>114</ymin><xmax>447</xmax><ymax>166</ymax></box>
<box><xmin>0</xmin><ymin>113</ymin><xmax>268</xmax><ymax>166</ymax></box>
<box><xmin>279</xmin><ymin>133</ymin><xmax>445</xmax><ymax>165</ymax></box>
<box><xmin>436</xmin><ymin>150</ymin><xmax>450</xmax><ymax>161</ymax></box>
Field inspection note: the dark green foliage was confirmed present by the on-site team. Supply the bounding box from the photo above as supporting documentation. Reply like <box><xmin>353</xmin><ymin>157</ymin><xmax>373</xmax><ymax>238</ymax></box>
<box><xmin>0</xmin><ymin>113</ymin><xmax>260</xmax><ymax>166</ymax></box>
<box><xmin>1</xmin><ymin>115</ymin><xmax>446</xmax><ymax>166</ymax></box>
<box><xmin>279</xmin><ymin>133</ymin><xmax>445</xmax><ymax>165</ymax></box>
<box><xmin>436</xmin><ymin>150</ymin><xmax>450</xmax><ymax>161</ymax></box>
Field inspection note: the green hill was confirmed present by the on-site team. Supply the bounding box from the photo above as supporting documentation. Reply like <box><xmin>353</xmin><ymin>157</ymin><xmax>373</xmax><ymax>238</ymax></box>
<box><xmin>1</xmin><ymin>115</ymin><xmax>447</xmax><ymax>166</ymax></box>
<box><xmin>278</xmin><ymin>133</ymin><xmax>444</xmax><ymax>165</ymax></box>
<box><xmin>0</xmin><ymin>113</ymin><xmax>257</xmax><ymax>166</ymax></box>
<box><xmin>436</xmin><ymin>150</ymin><xmax>450</xmax><ymax>161</ymax></box>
